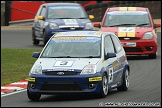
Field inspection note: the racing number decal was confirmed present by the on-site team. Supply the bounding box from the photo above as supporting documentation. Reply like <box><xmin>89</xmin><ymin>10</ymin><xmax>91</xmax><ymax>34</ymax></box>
<box><xmin>109</xmin><ymin>67</ymin><xmax>113</xmax><ymax>83</ymax></box>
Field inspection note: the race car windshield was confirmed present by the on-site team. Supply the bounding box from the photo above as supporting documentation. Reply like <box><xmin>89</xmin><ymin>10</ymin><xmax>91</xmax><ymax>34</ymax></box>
<box><xmin>41</xmin><ymin>37</ymin><xmax>101</xmax><ymax>58</ymax></box>
<box><xmin>103</xmin><ymin>11</ymin><xmax>151</xmax><ymax>27</ymax></box>
<box><xmin>47</xmin><ymin>6</ymin><xmax>88</xmax><ymax>19</ymax></box>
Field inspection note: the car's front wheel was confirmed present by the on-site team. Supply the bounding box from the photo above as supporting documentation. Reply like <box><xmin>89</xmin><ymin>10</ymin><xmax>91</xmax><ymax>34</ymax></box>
<box><xmin>27</xmin><ymin>88</ymin><xmax>41</xmax><ymax>101</ymax></box>
<box><xmin>32</xmin><ymin>30</ymin><xmax>39</xmax><ymax>45</ymax></box>
<box><xmin>117</xmin><ymin>69</ymin><xmax>129</xmax><ymax>91</ymax></box>
<box><xmin>95</xmin><ymin>73</ymin><xmax>108</xmax><ymax>98</ymax></box>
<box><xmin>43</xmin><ymin>31</ymin><xmax>48</xmax><ymax>46</ymax></box>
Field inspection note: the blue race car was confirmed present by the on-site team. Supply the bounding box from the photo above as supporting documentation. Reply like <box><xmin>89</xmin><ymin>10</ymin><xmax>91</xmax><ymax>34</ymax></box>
<box><xmin>32</xmin><ymin>3</ymin><xmax>94</xmax><ymax>46</ymax></box>
<box><xmin>27</xmin><ymin>31</ymin><xmax>130</xmax><ymax>101</ymax></box>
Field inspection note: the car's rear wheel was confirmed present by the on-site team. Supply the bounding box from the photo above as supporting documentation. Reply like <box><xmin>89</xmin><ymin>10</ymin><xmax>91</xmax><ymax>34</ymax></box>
<box><xmin>27</xmin><ymin>88</ymin><xmax>41</xmax><ymax>101</ymax></box>
<box><xmin>95</xmin><ymin>73</ymin><xmax>108</xmax><ymax>98</ymax></box>
<box><xmin>32</xmin><ymin>30</ymin><xmax>39</xmax><ymax>45</ymax></box>
<box><xmin>43</xmin><ymin>31</ymin><xmax>48</xmax><ymax>46</ymax></box>
<box><xmin>117</xmin><ymin>69</ymin><xmax>129</xmax><ymax>91</ymax></box>
<box><xmin>148</xmin><ymin>53</ymin><xmax>157</xmax><ymax>59</ymax></box>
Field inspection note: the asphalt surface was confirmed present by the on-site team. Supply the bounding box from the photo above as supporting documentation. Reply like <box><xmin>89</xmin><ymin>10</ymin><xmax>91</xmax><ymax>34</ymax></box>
<box><xmin>1</xmin><ymin>29</ymin><xmax>161</xmax><ymax>107</ymax></box>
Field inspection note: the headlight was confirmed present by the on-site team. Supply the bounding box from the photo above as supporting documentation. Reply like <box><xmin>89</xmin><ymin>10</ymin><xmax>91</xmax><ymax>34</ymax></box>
<box><xmin>49</xmin><ymin>23</ymin><xmax>59</xmax><ymax>29</ymax></box>
<box><xmin>85</xmin><ymin>23</ymin><xmax>94</xmax><ymax>29</ymax></box>
<box><xmin>142</xmin><ymin>32</ymin><xmax>153</xmax><ymax>39</ymax></box>
<box><xmin>80</xmin><ymin>64</ymin><xmax>96</xmax><ymax>75</ymax></box>
<box><xmin>30</xmin><ymin>64</ymin><xmax>42</xmax><ymax>75</ymax></box>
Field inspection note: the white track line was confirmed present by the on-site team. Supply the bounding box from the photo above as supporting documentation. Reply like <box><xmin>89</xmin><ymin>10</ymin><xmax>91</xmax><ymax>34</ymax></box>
<box><xmin>11</xmin><ymin>82</ymin><xmax>28</xmax><ymax>85</ymax></box>
<box><xmin>1</xmin><ymin>86</ymin><xmax>24</xmax><ymax>90</ymax></box>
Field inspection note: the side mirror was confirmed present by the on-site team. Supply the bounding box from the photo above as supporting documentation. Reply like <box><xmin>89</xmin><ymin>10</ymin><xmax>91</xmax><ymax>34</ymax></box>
<box><xmin>154</xmin><ymin>23</ymin><xmax>161</xmax><ymax>28</ymax></box>
<box><xmin>32</xmin><ymin>52</ymin><xmax>40</xmax><ymax>58</ymax></box>
<box><xmin>105</xmin><ymin>52</ymin><xmax>116</xmax><ymax>60</ymax></box>
<box><xmin>89</xmin><ymin>15</ymin><xmax>94</xmax><ymax>20</ymax></box>
<box><xmin>38</xmin><ymin>16</ymin><xmax>44</xmax><ymax>20</ymax></box>
<box><xmin>93</xmin><ymin>22</ymin><xmax>101</xmax><ymax>28</ymax></box>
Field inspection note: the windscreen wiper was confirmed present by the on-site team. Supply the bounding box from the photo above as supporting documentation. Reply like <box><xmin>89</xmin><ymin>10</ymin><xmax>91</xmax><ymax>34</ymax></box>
<box><xmin>108</xmin><ymin>24</ymin><xmax>136</xmax><ymax>27</ymax></box>
<box><xmin>76</xmin><ymin>17</ymin><xmax>87</xmax><ymax>19</ymax></box>
<box><xmin>82</xmin><ymin>56</ymin><xmax>100</xmax><ymax>58</ymax></box>
<box><xmin>136</xmin><ymin>23</ymin><xmax>149</xmax><ymax>27</ymax></box>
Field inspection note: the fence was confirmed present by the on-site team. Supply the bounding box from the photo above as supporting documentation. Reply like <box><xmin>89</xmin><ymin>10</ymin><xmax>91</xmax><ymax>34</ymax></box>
<box><xmin>1</xmin><ymin>1</ymin><xmax>161</xmax><ymax>26</ymax></box>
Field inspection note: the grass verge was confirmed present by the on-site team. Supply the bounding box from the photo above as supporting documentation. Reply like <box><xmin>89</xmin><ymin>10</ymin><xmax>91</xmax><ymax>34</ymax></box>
<box><xmin>1</xmin><ymin>48</ymin><xmax>42</xmax><ymax>86</ymax></box>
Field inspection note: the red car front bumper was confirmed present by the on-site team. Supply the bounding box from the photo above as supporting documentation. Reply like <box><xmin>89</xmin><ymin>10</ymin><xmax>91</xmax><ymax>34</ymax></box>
<box><xmin>121</xmin><ymin>39</ymin><xmax>157</xmax><ymax>55</ymax></box>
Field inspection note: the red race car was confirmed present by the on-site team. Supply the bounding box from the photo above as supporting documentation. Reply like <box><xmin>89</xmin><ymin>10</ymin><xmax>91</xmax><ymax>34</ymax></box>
<box><xmin>94</xmin><ymin>7</ymin><xmax>161</xmax><ymax>59</ymax></box>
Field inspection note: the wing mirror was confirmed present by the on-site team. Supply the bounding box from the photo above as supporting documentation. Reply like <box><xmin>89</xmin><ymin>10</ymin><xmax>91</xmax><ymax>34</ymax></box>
<box><xmin>32</xmin><ymin>52</ymin><xmax>40</xmax><ymax>58</ymax></box>
<box><xmin>89</xmin><ymin>15</ymin><xmax>94</xmax><ymax>20</ymax></box>
<box><xmin>93</xmin><ymin>22</ymin><xmax>101</xmax><ymax>28</ymax></box>
<box><xmin>38</xmin><ymin>16</ymin><xmax>44</xmax><ymax>20</ymax></box>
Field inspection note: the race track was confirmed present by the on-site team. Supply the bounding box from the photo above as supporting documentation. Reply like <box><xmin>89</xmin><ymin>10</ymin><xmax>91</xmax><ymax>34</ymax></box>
<box><xmin>1</xmin><ymin>29</ymin><xmax>161</xmax><ymax>107</ymax></box>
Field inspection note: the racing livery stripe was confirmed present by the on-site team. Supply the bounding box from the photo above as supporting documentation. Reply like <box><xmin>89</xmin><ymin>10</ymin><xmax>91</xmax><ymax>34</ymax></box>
<box><xmin>119</xmin><ymin>7</ymin><xmax>136</xmax><ymax>11</ymax></box>
<box><xmin>118</xmin><ymin>32</ymin><xmax>126</xmax><ymax>37</ymax></box>
<box><xmin>119</xmin><ymin>7</ymin><xmax>127</xmax><ymax>11</ymax></box>
<box><xmin>127</xmin><ymin>27</ymin><xmax>136</xmax><ymax>37</ymax></box>
<box><xmin>118</xmin><ymin>27</ymin><xmax>126</xmax><ymax>37</ymax></box>
<box><xmin>128</xmin><ymin>7</ymin><xmax>136</xmax><ymax>11</ymax></box>
<box><xmin>118</xmin><ymin>27</ymin><xmax>136</xmax><ymax>37</ymax></box>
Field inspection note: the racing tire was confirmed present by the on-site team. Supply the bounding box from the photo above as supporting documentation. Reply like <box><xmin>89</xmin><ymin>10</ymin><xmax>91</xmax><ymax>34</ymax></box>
<box><xmin>95</xmin><ymin>73</ymin><xmax>108</xmax><ymax>98</ymax></box>
<box><xmin>148</xmin><ymin>53</ymin><xmax>157</xmax><ymax>59</ymax></box>
<box><xmin>117</xmin><ymin>69</ymin><xmax>129</xmax><ymax>91</ymax></box>
<box><xmin>32</xmin><ymin>30</ymin><xmax>39</xmax><ymax>45</ymax></box>
<box><xmin>43</xmin><ymin>31</ymin><xmax>48</xmax><ymax>46</ymax></box>
<box><xmin>27</xmin><ymin>88</ymin><xmax>41</xmax><ymax>101</ymax></box>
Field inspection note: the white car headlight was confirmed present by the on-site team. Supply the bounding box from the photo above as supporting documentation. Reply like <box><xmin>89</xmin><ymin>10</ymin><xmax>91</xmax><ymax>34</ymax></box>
<box><xmin>30</xmin><ymin>64</ymin><xmax>42</xmax><ymax>75</ymax></box>
<box><xmin>49</xmin><ymin>23</ymin><xmax>59</xmax><ymax>29</ymax></box>
<box><xmin>85</xmin><ymin>23</ymin><xmax>94</xmax><ymax>29</ymax></box>
<box><xmin>80</xmin><ymin>64</ymin><xmax>97</xmax><ymax>75</ymax></box>
<box><xmin>142</xmin><ymin>32</ymin><xmax>153</xmax><ymax>39</ymax></box>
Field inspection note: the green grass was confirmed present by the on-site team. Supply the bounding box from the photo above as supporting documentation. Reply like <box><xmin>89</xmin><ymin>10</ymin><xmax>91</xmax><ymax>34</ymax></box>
<box><xmin>1</xmin><ymin>48</ymin><xmax>42</xmax><ymax>86</ymax></box>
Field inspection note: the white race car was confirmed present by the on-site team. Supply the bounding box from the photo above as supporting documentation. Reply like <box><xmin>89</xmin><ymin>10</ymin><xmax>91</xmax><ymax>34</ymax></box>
<box><xmin>27</xmin><ymin>30</ymin><xmax>130</xmax><ymax>101</ymax></box>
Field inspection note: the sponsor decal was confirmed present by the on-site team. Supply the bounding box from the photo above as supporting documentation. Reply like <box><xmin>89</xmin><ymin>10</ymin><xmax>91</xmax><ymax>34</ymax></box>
<box><xmin>118</xmin><ymin>27</ymin><xmax>135</xmax><ymax>37</ymax></box>
<box><xmin>54</xmin><ymin>60</ymin><xmax>74</xmax><ymax>67</ymax></box>
<box><xmin>53</xmin><ymin>36</ymin><xmax>85</xmax><ymax>40</ymax></box>
<box><xmin>126</xmin><ymin>42</ymin><xmax>136</xmax><ymax>47</ymax></box>
<box><xmin>108</xmin><ymin>11</ymin><xmax>147</xmax><ymax>15</ymax></box>
<box><xmin>63</xmin><ymin>19</ymin><xmax>78</xmax><ymax>26</ymax></box>
<box><xmin>28</xmin><ymin>78</ymin><xmax>35</xmax><ymax>82</ymax></box>
<box><xmin>89</xmin><ymin>77</ymin><xmax>102</xmax><ymax>82</ymax></box>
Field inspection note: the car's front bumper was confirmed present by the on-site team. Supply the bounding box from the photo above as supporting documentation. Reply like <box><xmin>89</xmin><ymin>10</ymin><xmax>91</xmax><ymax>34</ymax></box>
<box><xmin>121</xmin><ymin>39</ymin><xmax>157</xmax><ymax>55</ymax></box>
<box><xmin>27</xmin><ymin>73</ymin><xmax>103</xmax><ymax>94</ymax></box>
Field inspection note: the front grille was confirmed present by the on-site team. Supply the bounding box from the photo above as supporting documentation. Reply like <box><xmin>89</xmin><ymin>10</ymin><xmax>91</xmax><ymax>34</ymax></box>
<box><xmin>119</xmin><ymin>37</ymin><xmax>140</xmax><ymax>40</ymax></box>
<box><xmin>45</xmin><ymin>71</ymin><xmax>79</xmax><ymax>76</ymax></box>
<box><xmin>61</xmin><ymin>27</ymin><xmax>84</xmax><ymax>30</ymax></box>
<box><xmin>41</xmin><ymin>82</ymin><xmax>82</xmax><ymax>91</ymax></box>
<box><xmin>124</xmin><ymin>47</ymin><xmax>143</xmax><ymax>52</ymax></box>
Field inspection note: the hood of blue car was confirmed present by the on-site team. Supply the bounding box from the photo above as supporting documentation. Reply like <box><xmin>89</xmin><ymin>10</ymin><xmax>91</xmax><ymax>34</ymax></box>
<box><xmin>33</xmin><ymin>58</ymin><xmax>100</xmax><ymax>71</ymax></box>
<box><xmin>46</xmin><ymin>19</ymin><xmax>91</xmax><ymax>27</ymax></box>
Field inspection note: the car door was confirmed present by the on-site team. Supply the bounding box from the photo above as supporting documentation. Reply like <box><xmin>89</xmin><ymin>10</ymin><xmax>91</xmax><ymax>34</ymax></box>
<box><xmin>103</xmin><ymin>35</ymin><xmax>117</xmax><ymax>87</ymax></box>
<box><xmin>111</xmin><ymin>34</ymin><xmax>124</xmax><ymax>84</ymax></box>
<box><xmin>34</xmin><ymin>6</ymin><xmax>46</xmax><ymax>38</ymax></box>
